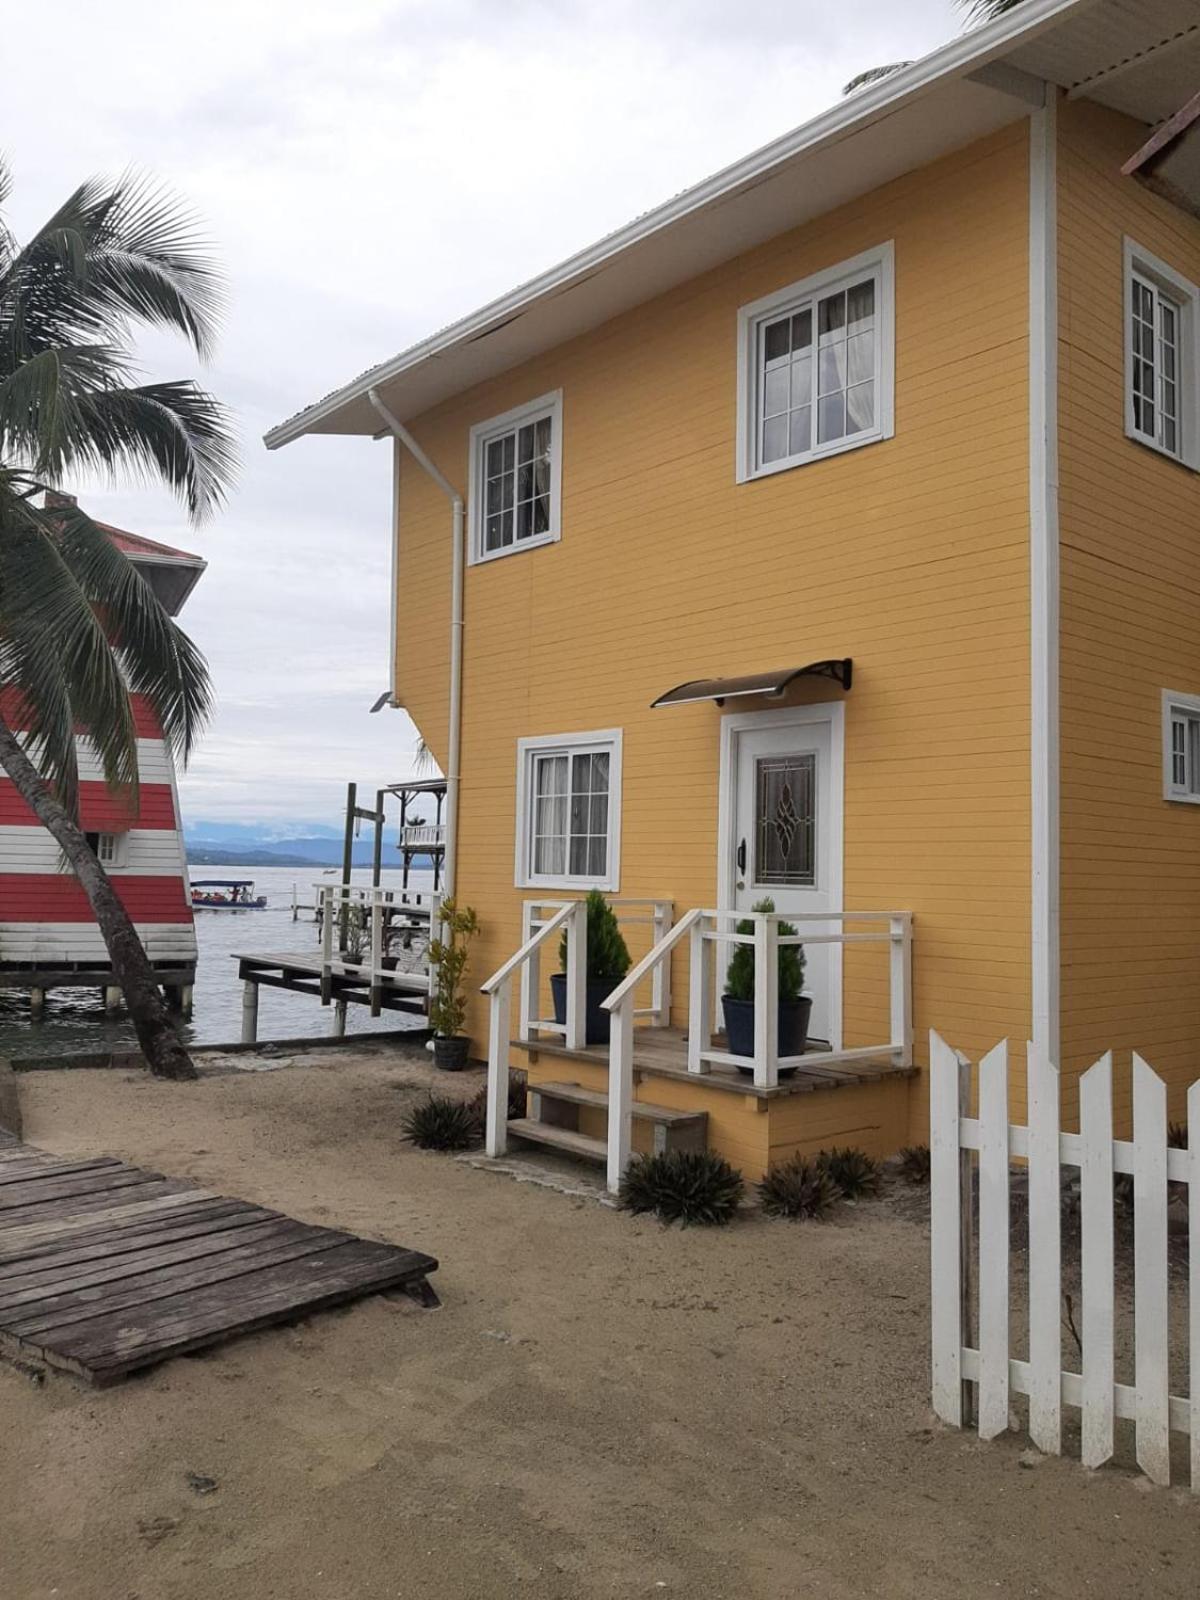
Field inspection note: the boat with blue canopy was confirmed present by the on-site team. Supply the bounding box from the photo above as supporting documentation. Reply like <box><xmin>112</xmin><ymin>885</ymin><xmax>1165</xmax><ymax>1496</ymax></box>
<box><xmin>190</xmin><ymin>879</ymin><xmax>268</xmax><ymax>910</ymax></box>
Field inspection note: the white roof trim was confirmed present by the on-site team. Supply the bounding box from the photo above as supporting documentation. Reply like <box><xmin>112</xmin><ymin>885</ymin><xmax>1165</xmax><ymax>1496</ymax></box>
<box><xmin>265</xmin><ymin>0</ymin><xmax>1093</xmax><ymax>450</ymax></box>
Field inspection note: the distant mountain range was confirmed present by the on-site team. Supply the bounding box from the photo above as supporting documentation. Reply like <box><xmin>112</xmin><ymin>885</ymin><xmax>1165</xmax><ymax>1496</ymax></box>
<box><xmin>184</xmin><ymin>819</ymin><xmax>432</xmax><ymax>869</ymax></box>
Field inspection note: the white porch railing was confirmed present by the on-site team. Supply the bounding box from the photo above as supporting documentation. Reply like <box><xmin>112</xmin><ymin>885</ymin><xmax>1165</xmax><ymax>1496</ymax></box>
<box><xmin>481</xmin><ymin>900</ymin><xmax>585</xmax><ymax>1158</ymax></box>
<box><xmin>317</xmin><ymin>884</ymin><xmax>439</xmax><ymax>1007</ymax></box>
<box><xmin>480</xmin><ymin>897</ymin><xmax>673</xmax><ymax>1160</ymax></box>
<box><xmin>601</xmin><ymin>908</ymin><xmax>913</xmax><ymax>1194</ymax></box>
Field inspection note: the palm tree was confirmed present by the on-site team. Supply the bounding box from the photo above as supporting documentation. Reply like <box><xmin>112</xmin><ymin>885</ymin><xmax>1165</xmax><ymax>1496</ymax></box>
<box><xmin>843</xmin><ymin>0</ymin><xmax>1028</xmax><ymax>96</ymax></box>
<box><xmin>0</xmin><ymin>159</ymin><xmax>236</xmax><ymax>1080</ymax></box>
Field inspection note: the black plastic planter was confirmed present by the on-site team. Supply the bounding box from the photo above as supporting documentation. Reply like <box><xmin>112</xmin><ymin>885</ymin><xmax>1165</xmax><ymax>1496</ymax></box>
<box><xmin>432</xmin><ymin>1034</ymin><xmax>471</xmax><ymax>1071</ymax></box>
<box><xmin>549</xmin><ymin>972</ymin><xmax>615</xmax><ymax>1046</ymax></box>
<box><xmin>721</xmin><ymin>994</ymin><xmax>813</xmax><ymax>1073</ymax></box>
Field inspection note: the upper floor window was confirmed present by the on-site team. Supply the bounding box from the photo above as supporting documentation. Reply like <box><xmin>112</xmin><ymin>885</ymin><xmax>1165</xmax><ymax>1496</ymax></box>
<box><xmin>83</xmin><ymin>831</ymin><xmax>122</xmax><ymax>866</ymax></box>
<box><xmin>1125</xmin><ymin>240</ymin><xmax>1199</xmax><ymax>471</ymax></box>
<box><xmin>736</xmin><ymin>243</ymin><xmax>895</xmax><ymax>483</ymax></box>
<box><xmin>468</xmin><ymin>390</ymin><xmax>562</xmax><ymax>564</ymax></box>
<box><xmin>1163</xmin><ymin>690</ymin><xmax>1200</xmax><ymax>804</ymax></box>
<box><xmin>515</xmin><ymin>729</ymin><xmax>622</xmax><ymax>890</ymax></box>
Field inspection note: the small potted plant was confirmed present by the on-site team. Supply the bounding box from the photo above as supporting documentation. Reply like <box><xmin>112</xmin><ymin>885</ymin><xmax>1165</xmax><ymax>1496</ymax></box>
<box><xmin>721</xmin><ymin>897</ymin><xmax>810</xmax><ymax>1071</ymax></box>
<box><xmin>549</xmin><ymin>888</ymin><xmax>631</xmax><ymax>1046</ymax></box>
<box><xmin>427</xmin><ymin>898</ymin><xmax>479</xmax><ymax>1070</ymax></box>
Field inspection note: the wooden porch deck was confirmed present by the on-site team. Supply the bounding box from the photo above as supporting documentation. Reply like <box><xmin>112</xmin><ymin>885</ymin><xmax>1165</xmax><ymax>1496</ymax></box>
<box><xmin>0</xmin><ymin>1130</ymin><xmax>437</xmax><ymax>1386</ymax></box>
<box><xmin>515</xmin><ymin>1026</ymin><xmax>915</xmax><ymax>1098</ymax></box>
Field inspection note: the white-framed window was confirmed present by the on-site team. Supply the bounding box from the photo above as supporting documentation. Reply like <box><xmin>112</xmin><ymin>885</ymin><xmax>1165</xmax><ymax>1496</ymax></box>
<box><xmin>1124</xmin><ymin>240</ymin><xmax>1200</xmax><ymax>471</ymax></box>
<box><xmin>515</xmin><ymin>729</ymin><xmax>622</xmax><ymax>890</ymax></box>
<box><xmin>84</xmin><ymin>831</ymin><xmax>122</xmax><ymax>866</ymax></box>
<box><xmin>736</xmin><ymin>243</ymin><xmax>895</xmax><ymax>483</ymax></box>
<box><xmin>1162</xmin><ymin>690</ymin><xmax>1200</xmax><ymax>803</ymax></box>
<box><xmin>468</xmin><ymin>390</ymin><xmax>563</xmax><ymax>564</ymax></box>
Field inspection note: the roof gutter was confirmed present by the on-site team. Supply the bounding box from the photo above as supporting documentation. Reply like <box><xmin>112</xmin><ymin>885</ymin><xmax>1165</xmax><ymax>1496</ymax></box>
<box><xmin>264</xmin><ymin>0</ymin><xmax>1092</xmax><ymax>450</ymax></box>
<box><xmin>367</xmin><ymin>388</ymin><xmax>464</xmax><ymax>903</ymax></box>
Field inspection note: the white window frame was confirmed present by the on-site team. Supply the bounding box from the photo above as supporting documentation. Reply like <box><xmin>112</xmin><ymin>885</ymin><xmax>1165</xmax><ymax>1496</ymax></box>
<box><xmin>467</xmin><ymin>390</ymin><xmax>563</xmax><ymax>565</ymax></box>
<box><xmin>81</xmin><ymin>831</ymin><xmax>125</xmax><ymax>867</ymax></box>
<box><xmin>515</xmin><ymin>728</ymin><xmax>622</xmax><ymax>891</ymax></box>
<box><xmin>1162</xmin><ymin>689</ymin><xmax>1200</xmax><ymax>804</ymax></box>
<box><xmin>1124</xmin><ymin>239</ymin><xmax>1200</xmax><ymax>471</ymax></box>
<box><xmin>736</xmin><ymin>242</ymin><xmax>895</xmax><ymax>484</ymax></box>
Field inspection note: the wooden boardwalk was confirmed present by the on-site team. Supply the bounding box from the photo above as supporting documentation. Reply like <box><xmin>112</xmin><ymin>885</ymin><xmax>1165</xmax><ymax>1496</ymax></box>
<box><xmin>0</xmin><ymin>1130</ymin><xmax>437</xmax><ymax>1386</ymax></box>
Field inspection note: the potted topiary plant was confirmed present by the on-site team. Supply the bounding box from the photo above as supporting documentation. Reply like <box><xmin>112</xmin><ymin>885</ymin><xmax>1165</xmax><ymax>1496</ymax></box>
<box><xmin>427</xmin><ymin>898</ymin><xmax>479</xmax><ymax>1070</ymax></box>
<box><xmin>549</xmin><ymin>888</ymin><xmax>631</xmax><ymax>1046</ymax></box>
<box><xmin>721</xmin><ymin>896</ymin><xmax>810</xmax><ymax>1072</ymax></box>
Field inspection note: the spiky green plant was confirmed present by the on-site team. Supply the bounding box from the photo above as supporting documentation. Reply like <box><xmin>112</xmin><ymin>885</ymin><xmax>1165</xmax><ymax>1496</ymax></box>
<box><xmin>897</xmin><ymin>1145</ymin><xmax>932</xmax><ymax>1186</ymax></box>
<box><xmin>724</xmin><ymin>897</ymin><xmax>805</xmax><ymax>1002</ymax></box>
<box><xmin>758</xmin><ymin>1156</ymin><xmax>842</xmax><ymax>1220</ymax></box>
<box><xmin>816</xmin><ymin>1146</ymin><xmax>883</xmax><ymax>1200</ymax></box>
<box><xmin>0</xmin><ymin>160</ymin><xmax>235</xmax><ymax>1081</ymax></box>
<box><xmin>428</xmin><ymin>898</ymin><xmax>479</xmax><ymax>1038</ymax></box>
<box><xmin>559</xmin><ymin>887</ymin><xmax>631</xmax><ymax>984</ymax></box>
<box><xmin>1168</xmin><ymin>1121</ymin><xmax>1188</xmax><ymax>1149</ymax></box>
<box><xmin>467</xmin><ymin>1069</ymin><xmax>528</xmax><ymax>1132</ymax></box>
<box><xmin>401</xmin><ymin>1094</ymin><xmax>481</xmax><ymax>1152</ymax></box>
<box><xmin>619</xmin><ymin>1149</ymin><xmax>744</xmax><ymax>1226</ymax></box>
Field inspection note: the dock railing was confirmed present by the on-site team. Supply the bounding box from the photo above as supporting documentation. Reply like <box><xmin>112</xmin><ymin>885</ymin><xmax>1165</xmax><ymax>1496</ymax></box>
<box><xmin>317</xmin><ymin>884</ymin><xmax>439</xmax><ymax>1013</ymax></box>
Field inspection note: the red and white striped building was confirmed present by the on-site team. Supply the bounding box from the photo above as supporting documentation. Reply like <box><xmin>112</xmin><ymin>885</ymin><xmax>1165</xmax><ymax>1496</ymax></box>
<box><xmin>0</xmin><ymin>497</ymin><xmax>204</xmax><ymax>1000</ymax></box>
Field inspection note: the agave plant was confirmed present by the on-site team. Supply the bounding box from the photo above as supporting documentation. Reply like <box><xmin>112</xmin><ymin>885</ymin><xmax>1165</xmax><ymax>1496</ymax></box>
<box><xmin>758</xmin><ymin>1156</ymin><xmax>842</xmax><ymax>1220</ymax></box>
<box><xmin>816</xmin><ymin>1146</ymin><xmax>883</xmax><ymax>1200</ymax></box>
<box><xmin>619</xmin><ymin>1149</ymin><xmax>744</xmax><ymax>1226</ymax></box>
<box><xmin>0</xmin><ymin>160</ymin><xmax>235</xmax><ymax>1080</ymax></box>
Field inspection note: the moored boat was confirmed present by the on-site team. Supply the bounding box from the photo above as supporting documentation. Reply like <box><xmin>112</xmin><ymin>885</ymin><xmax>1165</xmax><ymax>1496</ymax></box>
<box><xmin>190</xmin><ymin>879</ymin><xmax>268</xmax><ymax>910</ymax></box>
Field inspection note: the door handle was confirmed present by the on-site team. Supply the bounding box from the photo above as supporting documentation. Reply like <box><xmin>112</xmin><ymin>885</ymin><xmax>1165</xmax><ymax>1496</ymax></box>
<box><xmin>736</xmin><ymin>838</ymin><xmax>747</xmax><ymax>874</ymax></box>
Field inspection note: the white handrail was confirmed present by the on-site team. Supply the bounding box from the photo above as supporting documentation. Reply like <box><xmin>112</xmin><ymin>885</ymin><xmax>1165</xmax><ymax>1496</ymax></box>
<box><xmin>480</xmin><ymin>900</ymin><xmax>575</xmax><ymax>994</ymax></box>
<box><xmin>602</xmin><ymin>908</ymin><xmax>702</xmax><ymax>1011</ymax></box>
<box><xmin>481</xmin><ymin>899</ymin><xmax>586</xmax><ymax>1159</ymax></box>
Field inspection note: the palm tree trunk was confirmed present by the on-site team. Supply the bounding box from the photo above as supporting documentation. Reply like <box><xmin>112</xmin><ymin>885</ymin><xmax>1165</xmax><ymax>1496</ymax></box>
<box><xmin>0</xmin><ymin>715</ymin><xmax>197</xmax><ymax>1080</ymax></box>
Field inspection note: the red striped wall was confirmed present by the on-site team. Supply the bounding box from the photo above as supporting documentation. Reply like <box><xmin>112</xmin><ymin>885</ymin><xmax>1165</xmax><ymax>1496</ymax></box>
<box><xmin>0</xmin><ymin>782</ymin><xmax>177</xmax><ymax>831</ymax></box>
<box><xmin>0</xmin><ymin>688</ymin><xmax>164</xmax><ymax>739</ymax></box>
<box><xmin>0</xmin><ymin>874</ymin><xmax>190</xmax><ymax>923</ymax></box>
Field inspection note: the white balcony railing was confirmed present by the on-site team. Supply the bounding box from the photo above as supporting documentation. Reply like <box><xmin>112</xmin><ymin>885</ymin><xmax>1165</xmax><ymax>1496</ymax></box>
<box><xmin>400</xmin><ymin>823</ymin><xmax>445</xmax><ymax>850</ymax></box>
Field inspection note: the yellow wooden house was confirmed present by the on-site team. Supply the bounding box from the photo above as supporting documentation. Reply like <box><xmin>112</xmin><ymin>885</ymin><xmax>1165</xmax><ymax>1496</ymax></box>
<box><xmin>269</xmin><ymin>0</ymin><xmax>1200</xmax><ymax>1189</ymax></box>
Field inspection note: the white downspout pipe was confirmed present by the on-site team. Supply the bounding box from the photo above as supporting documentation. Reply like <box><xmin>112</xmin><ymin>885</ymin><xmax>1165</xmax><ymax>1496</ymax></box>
<box><xmin>368</xmin><ymin>388</ymin><xmax>465</xmax><ymax>900</ymax></box>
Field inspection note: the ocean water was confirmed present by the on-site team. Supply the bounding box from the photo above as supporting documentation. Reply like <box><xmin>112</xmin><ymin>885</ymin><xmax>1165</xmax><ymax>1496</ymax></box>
<box><xmin>0</xmin><ymin>864</ymin><xmax>436</xmax><ymax>1061</ymax></box>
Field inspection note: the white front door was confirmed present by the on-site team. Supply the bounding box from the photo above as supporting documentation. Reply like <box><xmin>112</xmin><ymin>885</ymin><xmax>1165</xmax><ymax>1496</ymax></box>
<box><xmin>723</xmin><ymin>706</ymin><xmax>843</xmax><ymax>1046</ymax></box>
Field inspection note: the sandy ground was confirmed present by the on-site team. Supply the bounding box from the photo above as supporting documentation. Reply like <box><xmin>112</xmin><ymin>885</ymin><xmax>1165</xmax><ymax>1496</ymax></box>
<box><xmin>1</xmin><ymin>1043</ymin><xmax>1198</xmax><ymax>1600</ymax></box>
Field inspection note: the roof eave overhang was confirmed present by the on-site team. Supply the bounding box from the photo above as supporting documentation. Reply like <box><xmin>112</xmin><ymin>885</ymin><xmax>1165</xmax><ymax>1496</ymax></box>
<box><xmin>264</xmin><ymin>0</ymin><xmax>1090</xmax><ymax>452</ymax></box>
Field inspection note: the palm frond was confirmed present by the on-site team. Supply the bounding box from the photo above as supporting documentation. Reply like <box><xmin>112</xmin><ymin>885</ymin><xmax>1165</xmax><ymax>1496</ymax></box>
<box><xmin>843</xmin><ymin>62</ymin><xmax>913</xmax><ymax>96</ymax></box>
<box><xmin>0</xmin><ymin>171</ymin><xmax>225</xmax><ymax>364</ymax></box>
<box><xmin>53</xmin><ymin>502</ymin><xmax>213</xmax><ymax>764</ymax></box>
<box><xmin>0</xmin><ymin>491</ymin><xmax>139</xmax><ymax>811</ymax></box>
<box><xmin>0</xmin><ymin>344</ymin><xmax>130</xmax><ymax>478</ymax></box>
<box><xmin>955</xmin><ymin>0</ymin><xmax>1028</xmax><ymax>21</ymax></box>
<box><xmin>72</xmin><ymin>381</ymin><xmax>237</xmax><ymax>521</ymax></box>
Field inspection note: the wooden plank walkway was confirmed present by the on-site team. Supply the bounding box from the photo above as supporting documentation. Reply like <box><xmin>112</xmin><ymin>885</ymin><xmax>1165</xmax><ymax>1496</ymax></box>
<box><xmin>0</xmin><ymin>1132</ymin><xmax>437</xmax><ymax>1386</ymax></box>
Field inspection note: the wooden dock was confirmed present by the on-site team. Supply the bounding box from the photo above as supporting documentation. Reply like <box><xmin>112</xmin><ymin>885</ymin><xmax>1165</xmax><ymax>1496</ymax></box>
<box><xmin>234</xmin><ymin>950</ymin><xmax>430</xmax><ymax>1041</ymax></box>
<box><xmin>0</xmin><ymin>1130</ymin><xmax>438</xmax><ymax>1385</ymax></box>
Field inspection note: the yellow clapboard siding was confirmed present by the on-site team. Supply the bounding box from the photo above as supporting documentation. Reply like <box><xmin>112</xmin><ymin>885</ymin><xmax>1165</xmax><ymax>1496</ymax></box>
<box><xmin>395</xmin><ymin>120</ymin><xmax>1039</xmax><ymax>1159</ymax></box>
<box><xmin>1057</xmin><ymin>98</ymin><xmax>1200</xmax><ymax>1132</ymax></box>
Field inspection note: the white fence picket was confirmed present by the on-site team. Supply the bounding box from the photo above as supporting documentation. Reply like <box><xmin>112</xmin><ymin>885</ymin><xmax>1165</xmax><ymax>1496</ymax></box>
<box><xmin>1027</xmin><ymin>1043</ymin><xmax>1062</xmax><ymax>1454</ymax></box>
<box><xmin>931</xmin><ymin>1035</ymin><xmax>1196</xmax><ymax>1491</ymax></box>
<box><xmin>976</xmin><ymin>1041</ymin><xmax>1010</xmax><ymax>1439</ymax></box>
<box><xmin>1133</xmin><ymin>1054</ymin><xmax>1171</xmax><ymax>1486</ymax></box>
<box><xmin>1190</xmin><ymin>1079</ymin><xmax>1200</xmax><ymax>1493</ymax></box>
<box><xmin>1078</xmin><ymin>1053</ymin><xmax>1114</xmax><ymax>1470</ymax></box>
<box><xmin>929</xmin><ymin>1031</ymin><xmax>963</xmax><ymax>1427</ymax></box>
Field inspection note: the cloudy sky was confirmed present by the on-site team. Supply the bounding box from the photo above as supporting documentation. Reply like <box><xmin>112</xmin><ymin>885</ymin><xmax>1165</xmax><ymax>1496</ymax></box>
<box><xmin>8</xmin><ymin>0</ymin><xmax>963</xmax><ymax>833</ymax></box>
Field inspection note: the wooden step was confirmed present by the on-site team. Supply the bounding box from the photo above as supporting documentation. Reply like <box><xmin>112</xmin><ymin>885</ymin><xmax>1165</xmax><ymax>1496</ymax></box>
<box><xmin>505</xmin><ymin>1119</ymin><xmax>607</xmax><ymax>1164</ymax></box>
<box><xmin>533</xmin><ymin>1081</ymin><xmax>705</xmax><ymax>1130</ymax></box>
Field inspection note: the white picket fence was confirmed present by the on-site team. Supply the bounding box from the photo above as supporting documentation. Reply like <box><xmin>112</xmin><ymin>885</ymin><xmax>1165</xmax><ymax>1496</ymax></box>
<box><xmin>930</xmin><ymin>1031</ymin><xmax>1199</xmax><ymax>1488</ymax></box>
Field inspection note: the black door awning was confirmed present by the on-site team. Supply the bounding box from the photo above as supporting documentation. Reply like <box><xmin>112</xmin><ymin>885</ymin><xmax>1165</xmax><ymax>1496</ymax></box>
<box><xmin>651</xmin><ymin>659</ymin><xmax>852</xmax><ymax>708</ymax></box>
